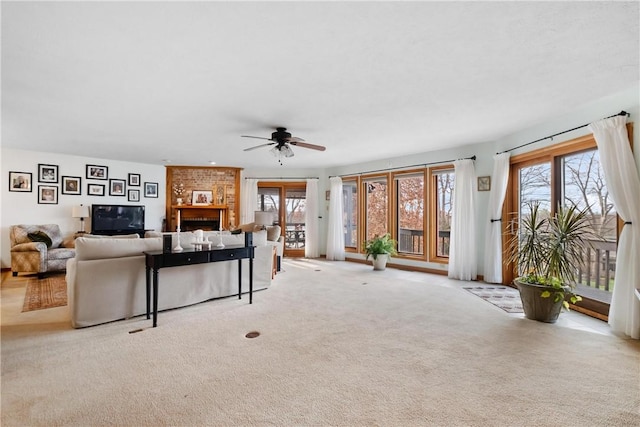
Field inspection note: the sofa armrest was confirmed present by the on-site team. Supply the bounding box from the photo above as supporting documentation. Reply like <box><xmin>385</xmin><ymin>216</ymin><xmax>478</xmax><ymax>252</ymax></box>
<box><xmin>11</xmin><ymin>242</ymin><xmax>47</xmax><ymax>252</ymax></box>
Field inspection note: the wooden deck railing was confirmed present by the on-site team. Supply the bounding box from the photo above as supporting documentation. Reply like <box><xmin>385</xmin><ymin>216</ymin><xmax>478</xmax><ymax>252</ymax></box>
<box><xmin>577</xmin><ymin>239</ymin><xmax>617</xmax><ymax>292</ymax></box>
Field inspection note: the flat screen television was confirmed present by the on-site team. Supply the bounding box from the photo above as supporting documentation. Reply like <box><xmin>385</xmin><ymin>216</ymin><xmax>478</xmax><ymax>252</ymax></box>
<box><xmin>91</xmin><ymin>204</ymin><xmax>145</xmax><ymax>236</ymax></box>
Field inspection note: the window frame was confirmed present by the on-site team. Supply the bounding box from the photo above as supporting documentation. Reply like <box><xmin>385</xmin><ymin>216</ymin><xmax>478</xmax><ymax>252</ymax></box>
<box><xmin>428</xmin><ymin>164</ymin><xmax>454</xmax><ymax>264</ymax></box>
<box><xmin>391</xmin><ymin>169</ymin><xmax>428</xmax><ymax>261</ymax></box>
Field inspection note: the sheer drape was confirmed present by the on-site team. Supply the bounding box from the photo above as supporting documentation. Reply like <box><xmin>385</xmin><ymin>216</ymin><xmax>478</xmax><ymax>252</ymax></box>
<box><xmin>305</xmin><ymin>179</ymin><xmax>320</xmax><ymax>258</ymax></box>
<box><xmin>483</xmin><ymin>153</ymin><xmax>511</xmax><ymax>283</ymax></box>
<box><xmin>240</xmin><ymin>177</ymin><xmax>258</xmax><ymax>225</ymax></box>
<box><xmin>326</xmin><ymin>177</ymin><xmax>345</xmax><ymax>260</ymax></box>
<box><xmin>589</xmin><ymin>116</ymin><xmax>640</xmax><ymax>339</ymax></box>
<box><xmin>448</xmin><ymin>159</ymin><xmax>477</xmax><ymax>280</ymax></box>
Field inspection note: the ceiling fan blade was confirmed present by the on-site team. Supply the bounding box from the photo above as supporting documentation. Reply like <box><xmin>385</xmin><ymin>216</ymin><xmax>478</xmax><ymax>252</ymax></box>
<box><xmin>244</xmin><ymin>142</ymin><xmax>275</xmax><ymax>151</ymax></box>
<box><xmin>286</xmin><ymin>136</ymin><xmax>306</xmax><ymax>143</ymax></box>
<box><xmin>241</xmin><ymin>135</ymin><xmax>273</xmax><ymax>141</ymax></box>
<box><xmin>289</xmin><ymin>141</ymin><xmax>326</xmax><ymax>151</ymax></box>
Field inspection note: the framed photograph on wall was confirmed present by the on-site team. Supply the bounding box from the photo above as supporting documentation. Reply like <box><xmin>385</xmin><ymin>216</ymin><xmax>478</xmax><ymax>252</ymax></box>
<box><xmin>128</xmin><ymin>189</ymin><xmax>140</xmax><ymax>202</ymax></box>
<box><xmin>62</xmin><ymin>176</ymin><xmax>81</xmax><ymax>195</ymax></box>
<box><xmin>88</xmin><ymin>183</ymin><xmax>105</xmax><ymax>196</ymax></box>
<box><xmin>8</xmin><ymin>171</ymin><xmax>32</xmax><ymax>192</ymax></box>
<box><xmin>38</xmin><ymin>185</ymin><xmax>58</xmax><ymax>204</ymax></box>
<box><xmin>144</xmin><ymin>182</ymin><xmax>158</xmax><ymax>198</ymax></box>
<box><xmin>128</xmin><ymin>173</ymin><xmax>141</xmax><ymax>186</ymax></box>
<box><xmin>192</xmin><ymin>190</ymin><xmax>213</xmax><ymax>206</ymax></box>
<box><xmin>86</xmin><ymin>164</ymin><xmax>108</xmax><ymax>180</ymax></box>
<box><xmin>477</xmin><ymin>176</ymin><xmax>491</xmax><ymax>192</ymax></box>
<box><xmin>109</xmin><ymin>179</ymin><xmax>126</xmax><ymax>196</ymax></box>
<box><xmin>38</xmin><ymin>164</ymin><xmax>59</xmax><ymax>183</ymax></box>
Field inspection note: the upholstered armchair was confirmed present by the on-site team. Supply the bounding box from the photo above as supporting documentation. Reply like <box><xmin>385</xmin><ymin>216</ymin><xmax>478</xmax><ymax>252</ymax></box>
<box><xmin>10</xmin><ymin>224</ymin><xmax>76</xmax><ymax>278</ymax></box>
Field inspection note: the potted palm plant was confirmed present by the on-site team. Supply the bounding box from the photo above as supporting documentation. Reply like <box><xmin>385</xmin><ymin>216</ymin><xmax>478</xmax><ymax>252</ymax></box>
<box><xmin>364</xmin><ymin>233</ymin><xmax>398</xmax><ymax>270</ymax></box>
<box><xmin>506</xmin><ymin>201</ymin><xmax>594</xmax><ymax>323</ymax></box>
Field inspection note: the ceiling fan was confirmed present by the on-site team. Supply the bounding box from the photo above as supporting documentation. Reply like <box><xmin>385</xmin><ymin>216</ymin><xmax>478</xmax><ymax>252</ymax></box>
<box><xmin>242</xmin><ymin>127</ymin><xmax>326</xmax><ymax>164</ymax></box>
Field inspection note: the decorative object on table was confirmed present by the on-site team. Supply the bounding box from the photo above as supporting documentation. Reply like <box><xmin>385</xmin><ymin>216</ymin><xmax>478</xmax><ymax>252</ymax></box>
<box><xmin>144</xmin><ymin>182</ymin><xmax>158</xmax><ymax>198</ymax></box>
<box><xmin>38</xmin><ymin>164</ymin><xmax>59</xmax><ymax>183</ymax></box>
<box><xmin>254</xmin><ymin>211</ymin><xmax>272</xmax><ymax>230</ymax></box>
<box><xmin>38</xmin><ymin>185</ymin><xmax>58</xmax><ymax>204</ymax></box>
<box><xmin>174</xmin><ymin>209</ymin><xmax>183</xmax><ymax>251</ymax></box>
<box><xmin>216</xmin><ymin>231</ymin><xmax>225</xmax><ymax>248</ymax></box>
<box><xmin>477</xmin><ymin>176</ymin><xmax>491</xmax><ymax>191</ymax></box>
<box><xmin>87</xmin><ymin>183</ymin><xmax>105</xmax><ymax>196</ymax></box>
<box><xmin>128</xmin><ymin>189</ymin><xmax>140</xmax><ymax>202</ymax></box>
<box><xmin>8</xmin><ymin>171</ymin><xmax>32</xmax><ymax>192</ymax></box>
<box><xmin>128</xmin><ymin>173</ymin><xmax>141</xmax><ymax>187</ymax></box>
<box><xmin>364</xmin><ymin>233</ymin><xmax>398</xmax><ymax>271</ymax></box>
<box><xmin>72</xmin><ymin>204</ymin><xmax>90</xmax><ymax>233</ymax></box>
<box><xmin>506</xmin><ymin>201</ymin><xmax>594</xmax><ymax>323</ymax></box>
<box><xmin>109</xmin><ymin>179</ymin><xmax>126</xmax><ymax>196</ymax></box>
<box><xmin>192</xmin><ymin>190</ymin><xmax>212</xmax><ymax>206</ymax></box>
<box><xmin>62</xmin><ymin>176</ymin><xmax>81</xmax><ymax>195</ymax></box>
<box><xmin>85</xmin><ymin>164</ymin><xmax>108</xmax><ymax>180</ymax></box>
<box><xmin>173</xmin><ymin>182</ymin><xmax>185</xmax><ymax>205</ymax></box>
<box><xmin>163</xmin><ymin>235</ymin><xmax>172</xmax><ymax>253</ymax></box>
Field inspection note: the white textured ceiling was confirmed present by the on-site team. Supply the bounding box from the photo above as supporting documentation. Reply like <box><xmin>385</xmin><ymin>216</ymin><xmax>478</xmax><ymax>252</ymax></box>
<box><xmin>2</xmin><ymin>1</ymin><xmax>639</xmax><ymax>169</ymax></box>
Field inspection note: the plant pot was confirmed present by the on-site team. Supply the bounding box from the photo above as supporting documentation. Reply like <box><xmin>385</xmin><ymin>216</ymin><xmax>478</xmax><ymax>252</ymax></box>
<box><xmin>514</xmin><ymin>279</ymin><xmax>567</xmax><ymax>323</ymax></box>
<box><xmin>371</xmin><ymin>254</ymin><xmax>389</xmax><ymax>271</ymax></box>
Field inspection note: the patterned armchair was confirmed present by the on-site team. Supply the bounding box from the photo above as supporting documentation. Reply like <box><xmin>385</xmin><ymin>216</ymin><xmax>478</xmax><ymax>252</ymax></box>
<box><xmin>10</xmin><ymin>224</ymin><xmax>76</xmax><ymax>278</ymax></box>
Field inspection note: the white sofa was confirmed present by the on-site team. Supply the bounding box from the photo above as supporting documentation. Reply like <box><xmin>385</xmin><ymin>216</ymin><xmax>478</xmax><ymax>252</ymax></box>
<box><xmin>66</xmin><ymin>231</ymin><xmax>275</xmax><ymax>328</ymax></box>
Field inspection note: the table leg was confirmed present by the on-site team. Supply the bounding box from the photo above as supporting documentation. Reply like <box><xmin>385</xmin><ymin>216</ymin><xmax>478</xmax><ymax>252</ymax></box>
<box><xmin>145</xmin><ymin>266</ymin><xmax>151</xmax><ymax>319</ymax></box>
<box><xmin>238</xmin><ymin>259</ymin><xmax>242</xmax><ymax>299</ymax></box>
<box><xmin>249</xmin><ymin>255</ymin><xmax>253</xmax><ymax>304</ymax></box>
<box><xmin>152</xmin><ymin>268</ymin><xmax>159</xmax><ymax>328</ymax></box>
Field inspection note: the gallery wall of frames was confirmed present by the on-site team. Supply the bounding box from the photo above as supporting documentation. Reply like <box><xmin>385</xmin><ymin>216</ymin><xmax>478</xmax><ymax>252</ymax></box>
<box><xmin>1</xmin><ymin>148</ymin><xmax>167</xmax><ymax>269</ymax></box>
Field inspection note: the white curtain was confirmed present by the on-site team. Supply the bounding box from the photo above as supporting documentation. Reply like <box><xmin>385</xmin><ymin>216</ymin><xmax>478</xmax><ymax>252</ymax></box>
<box><xmin>448</xmin><ymin>159</ymin><xmax>477</xmax><ymax>280</ymax></box>
<box><xmin>305</xmin><ymin>179</ymin><xmax>320</xmax><ymax>258</ymax></box>
<box><xmin>483</xmin><ymin>153</ymin><xmax>511</xmax><ymax>283</ymax></box>
<box><xmin>326</xmin><ymin>177</ymin><xmax>345</xmax><ymax>260</ymax></box>
<box><xmin>240</xmin><ymin>177</ymin><xmax>258</xmax><ymax>225</ymax></box>
<box><xmin>589</xmin><ymin>116</ymin><xmax>640</xmax><ymax>339</ymax></box>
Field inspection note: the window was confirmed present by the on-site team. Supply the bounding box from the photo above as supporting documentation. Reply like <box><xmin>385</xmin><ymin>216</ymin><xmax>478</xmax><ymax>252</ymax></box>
<box><xmin>342</xmin><ymin>180</ymin><xmax>358</xmax><ymax>248</ymax></box>
<box><xmin>363</xmin><ymin>177</ymin><xmax>388</xmax><ymax>241</ymax></box>
<box><xmin>394</xmin><ymin>172</ymin><xmax>425</xmax><ymax>256</ymax></box>
<box><xmin>430</xmin><ymin>167</ymin><xmax>454</xmax><ymax>260</ymax></box>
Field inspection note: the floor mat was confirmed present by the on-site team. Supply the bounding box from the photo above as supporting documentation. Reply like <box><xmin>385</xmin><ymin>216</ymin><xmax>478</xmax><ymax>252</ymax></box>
<box><xmin>463</xmin><ymin>285</ymin><xmax>523</xmax><ymax>313</ymax></box>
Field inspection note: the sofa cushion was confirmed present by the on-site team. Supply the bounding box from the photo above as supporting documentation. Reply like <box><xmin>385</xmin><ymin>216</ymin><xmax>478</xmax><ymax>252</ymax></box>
<box><xmin>28</xmin><ymin>231</ymin><xmax>53</xmax><ymax>248</ymax></box>
<box><xmin>82</xmin><ymin>233</ymin><xmax>140</xmax><ymax>239</ymax></box>
<box><xmin>47</xmin><ymin>247</ymin><xmax>76</xmax><ymax>260</ymax></box>
<box><xmin>75</xmin><ymin>237</ymin><xmax>162</xmax><ymax>261</ymax></box>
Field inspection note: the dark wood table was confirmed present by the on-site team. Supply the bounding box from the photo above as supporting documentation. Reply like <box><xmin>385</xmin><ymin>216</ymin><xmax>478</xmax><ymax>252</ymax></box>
<box><xmin>144</xmin><ymin>244</ymin><xmax>254</xmax><ymax>327</ymax></box>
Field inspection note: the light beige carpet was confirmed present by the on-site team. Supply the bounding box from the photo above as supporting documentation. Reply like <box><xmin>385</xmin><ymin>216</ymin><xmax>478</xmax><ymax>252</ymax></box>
<box><xmin>21</xmin><ymin>275</ymin><xmax>67</xmax><ymax>312</ymax></box>
<box><xmin>2</xmin><ymin>259</ymin><xmax>639</xmax><ymax>426</ymax></box>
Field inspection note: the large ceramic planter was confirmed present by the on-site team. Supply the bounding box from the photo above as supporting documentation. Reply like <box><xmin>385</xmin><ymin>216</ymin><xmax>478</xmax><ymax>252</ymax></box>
<box><xmin>371</xmin><ymin>254</ymin><xmax>389</xmax><ymax>271</ymax></box>
<box><xmin>514</xmin><ymin>279</ymin><xmax>567</xmax><ymax>323</ymax></box>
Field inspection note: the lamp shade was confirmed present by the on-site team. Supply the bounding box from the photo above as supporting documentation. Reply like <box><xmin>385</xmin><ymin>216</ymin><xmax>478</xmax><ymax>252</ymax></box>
<box><xmin>254</xmin><ymin>211</ymin><xmax>272</xmax><ymax>227</ymax></box>
<box><xmin>72</xmin><ymin>205</ymin><xmax>90</xmax><ymax>218</ymax></box>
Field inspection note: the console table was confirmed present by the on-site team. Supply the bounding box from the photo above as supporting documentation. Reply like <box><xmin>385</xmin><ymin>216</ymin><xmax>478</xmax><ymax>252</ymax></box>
<box><xmin>144</xmin><ymin>244</ymin><xmax>254</xmax><ymax>327</ymax></box>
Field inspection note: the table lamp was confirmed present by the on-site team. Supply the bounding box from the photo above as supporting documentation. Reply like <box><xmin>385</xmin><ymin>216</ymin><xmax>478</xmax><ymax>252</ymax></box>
<box><xmin>254</xmin><ymin>211</ymin><xmax>272</xmax><ymax>230</ymax></box>
<box><xmin>72</xmin><ymin>204</ymin><xmax>90</xmax><ymax>233</ymax></box>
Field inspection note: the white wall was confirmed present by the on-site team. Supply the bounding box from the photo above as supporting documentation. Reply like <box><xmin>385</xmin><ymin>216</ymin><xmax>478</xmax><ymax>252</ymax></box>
<box><xmin>1</xmin><ymin>149</ymin><xmax>166</xmax><ymax>268</ymax></box>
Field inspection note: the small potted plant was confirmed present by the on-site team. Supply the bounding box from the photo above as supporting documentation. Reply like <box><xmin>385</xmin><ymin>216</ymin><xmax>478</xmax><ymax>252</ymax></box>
<box><xmin>506</xmin><ymin>201</ymin><xmax>594</xmax><ymax>323</ymax></box>
<box><xmin>364</xmin><ymin>233</ymin><xmax>398</xmax><ymax>271</ymax></box>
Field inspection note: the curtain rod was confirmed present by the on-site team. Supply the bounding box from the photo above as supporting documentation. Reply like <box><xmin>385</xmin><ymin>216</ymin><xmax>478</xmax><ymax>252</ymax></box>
<box><xmin>329</xmin><ymin>155</ymin><xmax>476</xmax><ymax>178</ymax></box>
<box><xmin>497</xmin><ymin>110</ymin><xmax>630</xmax><ymax>155</ymax></box>
<box><xmin>244</xmin><ymin>177</ymin><xmax>319</xmax><ymax>180</ymax></box>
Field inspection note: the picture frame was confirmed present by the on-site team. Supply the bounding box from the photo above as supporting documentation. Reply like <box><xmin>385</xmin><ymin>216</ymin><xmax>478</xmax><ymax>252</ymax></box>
<box><xmin>38</xmin><ymin>164</ymin><xmax>59</xmax><ymax>183</ymax></box>
<box><xmin>144</xmin><ymin>182</ymin><xmax>158</xmax><ymax>198</ymax></box>
<box><xmin>61</xmin><ymin>176</ymin><xmax>82</xmax><ymax>195</ymax></box>
<box><xmin>88</xmin><ymin>183</ymin><xmax>105</xmax><ymax>196</ymax></box>
<box><xmin>8</xmin><ymin>171</ymin><xmax>32</xmax><ymax>192</ymax></box>
<box><xmin>109</xmin><ymin>179</ymin><xmax>126</xmax><ymax>196</ymax></box>
<box><xmin>38</xmin><ymin>185</ymin><xmax>58</xmax><ymax>204</ymax></box>
<box><xmin>128</xmin><ymin>189</ymin><xmax>140</xmax><ymax>202</ymax></box>
<box><xmin>192</xmin><ymin>190</ymin><xmax>213</xmax><ymax>206</ymax></box>
<box><xmin>477</xmin><ymin>176</ymin><xmax>491</xmax><ymax>192</ymax></box>
<box><xmin>86</xmin><ymin>164</ymin><xmax>108</xmax><ymax>180</ymax></box>
<box><xmin>128</xmin><ymin>173</ymin><xmax>141</xmax><ymax>187</ymax></box>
